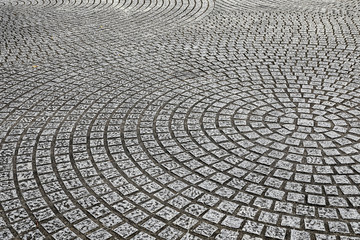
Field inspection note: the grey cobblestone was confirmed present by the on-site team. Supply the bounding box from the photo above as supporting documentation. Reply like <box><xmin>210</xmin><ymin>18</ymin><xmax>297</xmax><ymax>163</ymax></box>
<box><xmin>1</xmin><ymin>0</ymin><xmax>360</xmax><ymax>239</ymax></box>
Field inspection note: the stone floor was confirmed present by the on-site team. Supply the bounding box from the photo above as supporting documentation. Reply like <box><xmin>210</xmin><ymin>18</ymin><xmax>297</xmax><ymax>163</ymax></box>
<box><xmin>1</xmin><ymin>0</ymin><xmax>360</xmax><ymax>239</ymax></box>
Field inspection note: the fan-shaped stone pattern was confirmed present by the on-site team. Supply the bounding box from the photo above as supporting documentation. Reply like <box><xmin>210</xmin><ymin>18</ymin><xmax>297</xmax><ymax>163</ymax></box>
<box><xmin>1</xmin><ymin>0</ymin><xmax>360</xmax><ymax>240</ymax></box>
<box><xmin>0</xmin><ymin>0</ymin><xmax>213</xmax><ymax>64</ymax></box>
<box><xmin>215</xmin><ymin>0</ymin><xmax>360</xmax><ymax>14</ymax></box>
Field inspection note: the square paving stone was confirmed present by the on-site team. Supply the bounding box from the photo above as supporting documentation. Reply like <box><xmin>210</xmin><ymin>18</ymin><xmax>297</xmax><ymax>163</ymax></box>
<box><xmin>0</xmin><ymin>228</ymin><xmax>13</xmax><ymax>240</ymax></box>
<box><xmin>340</xmin><ymin>185</ymin><xmax>360</xmax><ymax>195</ymax></box>
<box><xmin>217</xmin><ymin>200</ymin><xmax>238</xmax><ymax>213</ymax></box>
<box><xmin>242</xmin><ymin>220</ymin><xmax>264</xmax><ymax>235</ymax></box>
<box><xmin>42</xmin><ymin>218</ymin><xmax>65</xmax><ymax>233</ymax></box>
<box><xmin>328</xmin><ymin>197</ymin><xmax>348</xmax><ymax>207</ymax></box>
<box><xmin>182</xmin><ymin>187</ymin><xmax>204</xmax><ymax>199</ymax></box>
<box><xmin>158</xmin><ymin>226</ymin><xmax>183</xmax><ymax>239</ymax></box>
<box><xmin>238</xmin><ymin>206</ymin><xmax>258</xmax><ymax>219</ymax></box>
<box><xmin>307</xmin><ymin>194</ymin><xmax>326</xmax><ymax>205</ymax></box>
<box><xmin>142</xmin><ymin>218</ymin><xmax>165</xmax><ymax>233</ymax></box>
<box><xmin>74</xmin><ymin>219</ymin><xmax>98</xmax><ymax>233</ymax></box>
<box><xmin>338</xmin><ymin>208</ymin><xmax>360</xmax><ymax>219</ymax></box>
<box><xmin>180</xmin><ymin>233</ymin><xmax>202</xmax><ymax>240</ymax></box>
<box><xmin>22</xmin><ymin>229</ymin><xmax>44</xmax><ymax>240</ymax></box>
<box><xmin>233</xmin><ymin>192</ymin><xmax>254</xmax><ymax>204</ymax></box>
<box><xmin>141</xmin><ymin>199</ymin><xmax>164</xmax><ymax>212</ymax></box>
<box><xmin>194</xmin><ymin>222</ymin><xmax>217</xmax><ymax>237</ymax></box>
<box><xmin>202</xmin><ymin>209</ymin><xmax>225</xmax><ymax>223</ymax></box>
<box><xmin>290</xmin><ymin>229</ymin><xmax>311</xmax><ymax>240</ymax></box>
<box><xmin>210</xmin><ymin>172</ymin><xmax>231</xmax><ymax>184</ymax></box>
<box><xmin>216</xmin><ymin>229</ymin><xmax>238</xmax><ymax>240</ymax></box>
<box><xmin>168</xmin><ymin>180</ymin><xmax>188</xmax><ymax>192</ymax></box>
<box><xmin>253</xmin><ymin>197</ymin><xmax>273</xmax><ymax>209</ymax></box>
<box><xmin>304</xmin><ymin>219</ymin><xmax>326</xmax><ymax>231</ymax></box>
<box><xmin>198</xmin><ymin>180</ymin><xmax>218</xmax><ymax>191</ymax></box>
<box><xmin>131</xmin><ymin>232</ymin><xmax>156</xmax><ymax>240</ymax></box>
<box><xmin>154</xmin><ymin>189</ymin><xmax>175</xmax><ymax>201</ymax></box>
<box><xmin>350</xmin><ymin>222</ymin><xmax>360</xmax><ymax>234</ymax></box>
<box><xmin>274</xmin><ymin>201</ymin><xmax>293</xmax><ymax>213</ymax></box>
<box><xmin>169</xmin><ymin>196</ymin><xmax>191</xmax><ymax>208</ymax></box>
<box><xmin>328</xmin><ymin>221</ymin><xmax>350</xmax><ymax>233</ymax></box>
<box><xmin>318</xmin><ymin>208</ymin><xmax>338</xmax><ymax>218</ymax></box>
<box><xmin>258</xmin><ymin>211</ymin><xmax>279</xmax><ymax>224</ymax></box>
<box><xmin>349</xmin><ymin>196</ymin><xmax>360</xmax><ymax>207</ymax></box>
<box><xmin>114</xmin><ymin>223</ymin><xmax>137</xmax><ymax>237</ymax></box>
<box><xmin>215</xmin><ymin>187</ymin><xmax>235</xmax><ymax>198</ymax></box>
<box><xmin>281</xmin><ymin>215</ymin><xmax>301</xmax><ymax>228</ymax></box>
<box><xmin>197</xmin><ymin>193</ymin><xmax>219</xmax><ymax>206</ymax></box>
<box><xmin>88</xmin><ymin>229</ymin><xmax>112</xmax><ymax>240</ymax></box>
<box><xmin>245</xmin><ymin>184</ymin><xmax>266</xmax><ymax>195</ymax></box>
<box><xmin>221</xmin><ymin>215</ymin><xmax>244</xmax><ymax>228</ymax></box>
<box><xmin>156</xmin><ymin>206</ymin><xmax>180</xmax><ymax>221</ymax></box>
<box><xmin>52</xmin><ymin>228</ymin><xmax>77</xmax><ymax>240</ymax></box>
<box><xmin>100</xmin><ymin>213</ymin><xmax>122</xmax><ymax>227</ymax></box>
<box><xmin>113</xmin><ymin>200</ymin><xmax>135</xmax><ymax>213</ymax></box>
<box><xmin>287</xmin><ymin>192</ymin><xmax>305</xmax><ymax>203</ymax></box>
<box><xmin>126</xmin><ymin>209</ymin><xmax>149</xmax><ymax>223</ymax></box>
<box><xmin>185</xmin><ymin>204</ymin><xmax>207</xmax><ymax>217</ymax></box>
<box><xmin>173</xmin><ymin>214</ymin><xmax>198</xmax><ymax>229</ymax></box>
<box><xmin>315</xmin><ymin>234</ymin><xmax>337</xmax><ymax>240</ymax></box>
<box><xmin>285</xmin><ymin>182</ymin><xmax>303</xmax><ymax>192</ymax></box>
<box><xmin>265</xmin><ymin>226</ymin><xmax>286</xmax><ymax>240</ymax></box>
<box><xmin>241</xmin><ymin>234</ymin><xmax>263</xmax><ymax>240</ymax></box>
<box><xmin>265</xmin><ymin>188</ymin><xmax>285</xmax><ymax>200</ymax></box>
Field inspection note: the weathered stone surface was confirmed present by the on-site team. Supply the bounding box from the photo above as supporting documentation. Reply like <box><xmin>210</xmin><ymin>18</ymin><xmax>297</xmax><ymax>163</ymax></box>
<box><xmin>1</xmin><ymin>0</ymin><xmax>360</xmax><ymax>239</ymax></box>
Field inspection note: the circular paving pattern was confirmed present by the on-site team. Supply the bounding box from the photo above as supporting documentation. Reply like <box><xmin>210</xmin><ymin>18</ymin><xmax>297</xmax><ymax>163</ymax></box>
<box><xmin>1</xmin><ymin>0</ymin><xmax>360</xmax><ymax>240</ymax></box>
<box><xmin>215</xmin><ymin>0</ymin><xmax>360</xmax><ymax>14</ymax></box>
<box><xmin>0</xmin><ymin>0</ymin><xmax>213</xmax><ymax>64</ymax></box>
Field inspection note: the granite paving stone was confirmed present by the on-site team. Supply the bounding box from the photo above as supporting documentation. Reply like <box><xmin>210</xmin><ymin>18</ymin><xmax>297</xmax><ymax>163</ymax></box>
<box><xmin>1</xmin><ymin>0</ymin><xmax>360</xmax><ymax>239</ymax></box>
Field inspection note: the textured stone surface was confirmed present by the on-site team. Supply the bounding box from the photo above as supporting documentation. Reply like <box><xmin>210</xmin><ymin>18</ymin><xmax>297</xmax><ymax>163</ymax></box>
<box><xmin>1</xmin><ymin>0</ymin><xmax>360</xmax><ymax>239</ymax></box>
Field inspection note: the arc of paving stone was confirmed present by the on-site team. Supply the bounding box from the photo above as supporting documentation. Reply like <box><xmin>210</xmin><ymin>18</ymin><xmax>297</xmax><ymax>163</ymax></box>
<box><xmin>0</xmin><ymin>0</ymin><xmax>213</xmax><ymax>23</ymax></box>
<box><xmin>0</xmin><ymin>0</ymin><xmax>214</xmax><ymax>64</ymax></box>
<box><xmin>215</xmin><ymin>0</ymin><xmax>360</xmax><ymax>14</ymax></box>
<box><xmin>2</xmin><ymin>0</ymin><xmax>360</xmax><ymax>239</ymax></box>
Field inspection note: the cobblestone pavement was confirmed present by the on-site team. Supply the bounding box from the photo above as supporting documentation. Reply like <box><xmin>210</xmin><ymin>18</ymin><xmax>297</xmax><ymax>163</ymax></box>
<box><xmin>1</xmin><ymin>0</ymin><xmax>360</xmax><ymax>239</ymax></box>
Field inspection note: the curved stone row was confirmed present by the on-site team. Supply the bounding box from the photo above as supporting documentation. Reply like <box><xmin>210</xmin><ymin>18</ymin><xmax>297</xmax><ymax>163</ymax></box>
<box><xmin>215</xmin><ymin>0</ymin><xmax>360</xmax><ymax>14</ymax></box>
<box><xmin>1</xmin><ymin>0</ymin><xmax>360</xmax><ymax>239</ymax></box>
<box><xmin>0</xmin><ymin>0</ymin><xmax>214</xmax><ymax>64</ymax></box>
